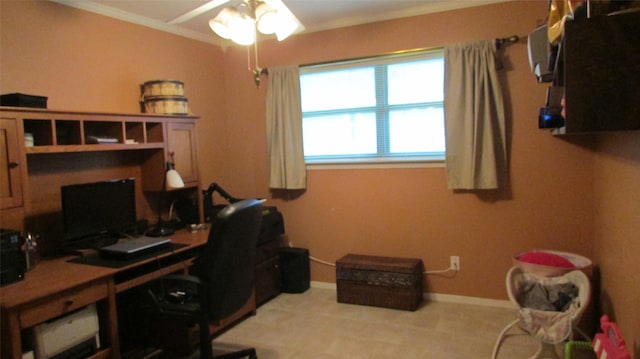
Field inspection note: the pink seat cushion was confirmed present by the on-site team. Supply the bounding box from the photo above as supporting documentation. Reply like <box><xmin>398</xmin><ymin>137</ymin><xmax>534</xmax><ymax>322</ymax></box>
<box><xmin>518</xmin><ymin>252</ymin><xmax>575</xmax><ymax>268</ymax></box>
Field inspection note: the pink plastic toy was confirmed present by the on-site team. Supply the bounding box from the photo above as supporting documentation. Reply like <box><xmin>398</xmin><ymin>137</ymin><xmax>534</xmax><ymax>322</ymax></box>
<box><xmin>592</xmin><ymin>315</ymin><xmax>631</xmax><ymax>359</ymax></box>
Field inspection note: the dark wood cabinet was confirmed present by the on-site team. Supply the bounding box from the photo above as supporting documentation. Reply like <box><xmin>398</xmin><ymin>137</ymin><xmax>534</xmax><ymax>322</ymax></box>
<box><xmin>0</xmin><ymin>118</ymin><xmax>24</xmax><ymax>210</ymax></box>
<box><xmin>166</xmin><ymin>122</ymin><xmax>199</xmax><ymax>187</ymax></box>
<box><xmin>554</xmin><ymin>10</ymin><xmax>640</xmax><ymax>134</ymax></box>
<box><xmin>254</xmin><ymin>238</ymin><xmax>282</xmax><ymax>305</ymax></box>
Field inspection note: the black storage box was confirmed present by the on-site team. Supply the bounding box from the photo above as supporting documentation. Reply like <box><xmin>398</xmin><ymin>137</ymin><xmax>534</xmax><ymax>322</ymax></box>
<box><xmin>279</xmin><ymin>247</ymin><xmax>310</xmax><ymax>293</ymax></box>
<box><xmin>1</xmin><ymin>93</ymin><xmax>48</xmax><ymax>108</ymax></box>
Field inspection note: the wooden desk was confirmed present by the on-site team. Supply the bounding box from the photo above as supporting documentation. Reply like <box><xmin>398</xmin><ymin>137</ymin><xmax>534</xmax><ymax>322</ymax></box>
<box><xmin>0</xmin><ymin>229</ymin><xmax>208</xmax><ymax>359</ymax></box>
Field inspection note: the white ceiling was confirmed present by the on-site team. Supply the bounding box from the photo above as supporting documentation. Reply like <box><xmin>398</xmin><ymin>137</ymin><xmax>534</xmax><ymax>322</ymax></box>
<box><xmin>51</xmin><ymin>0</ymin><xmax>506</xmax><ymax>46</ymax></box>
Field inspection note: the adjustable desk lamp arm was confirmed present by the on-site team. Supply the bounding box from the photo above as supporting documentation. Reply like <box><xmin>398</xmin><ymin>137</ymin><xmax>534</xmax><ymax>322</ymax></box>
<box><xmin>202</xmin><ymin>183</ymin><xmax>243</xmax><ymax>223</ymax></box>
<box><xmin>202</xmin><ymin>183</ymin><xmax>242</xmax><ymax>204</ymax></box>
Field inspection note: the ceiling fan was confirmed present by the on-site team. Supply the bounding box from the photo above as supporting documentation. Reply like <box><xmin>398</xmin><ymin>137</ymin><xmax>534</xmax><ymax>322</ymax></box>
<box><xmin>167</xmin><ymin>0</ymin><xmax>303</xmax><ymax>86</ymax></box>
<box><xmin>168</xmin><ymin>0</ymin><xmax>231</xmax><ymax>25</ymax></box>
<box><xmin>167</xmin><ymin>0</ymin><xmax>305</xmax><ymax>45</ymax></box>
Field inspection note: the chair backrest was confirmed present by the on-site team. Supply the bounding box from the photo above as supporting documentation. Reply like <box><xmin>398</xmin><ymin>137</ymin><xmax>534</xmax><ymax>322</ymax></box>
<box><xmin>197</xmin><ymin>198</ymin><xmax>263</xmax><ymax>320</ymax></box>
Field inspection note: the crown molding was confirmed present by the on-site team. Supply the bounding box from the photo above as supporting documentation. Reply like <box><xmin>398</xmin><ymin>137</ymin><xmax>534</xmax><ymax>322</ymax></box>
<box><xmin>302</xmin><ymin>0</ymin><xmax>510</xmax><ymax>34</ymax></box>
<box><xmin>50</xmin><ymin>0</ymin><xmax>227</xmax><ymax>47</ymax></box>
<box><xmin>49</xmin><ymin>0</ymin><xmax>509</xmax><ymax>48</ymax></box>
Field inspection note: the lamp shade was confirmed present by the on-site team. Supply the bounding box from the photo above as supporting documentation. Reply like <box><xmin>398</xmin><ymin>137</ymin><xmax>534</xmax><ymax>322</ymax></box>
<box><xmin>274</xmin><ymin>16</ymin><xmax>299</xmax><ymax>41</ymax></box>
<box><xmin>229</xmin><ymin>15</ymin><xmax>256</xmax><ymax>45</ymax></box>
<box><xmin>255</xmin><ymin>3</ymin><xmax>278</xmax><ymax>35</ymax></box>
<box><xmin>166</xmin><ymin>168</ymin><xmax>185</xmax><ymax>189</ymax></box>
<box><xmin>261</xmin><ymin>0</ymin><xmax>304</xmax><ymax>41</ymax></box>
<box><xmin>209</xmin><ymin>7</ymin><xmax>236</xmax><ymax>39</ymax></box>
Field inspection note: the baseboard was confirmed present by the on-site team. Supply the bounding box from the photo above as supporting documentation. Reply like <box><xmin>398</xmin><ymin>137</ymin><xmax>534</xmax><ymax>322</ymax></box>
<box><xmin>310</xmin><ymin>281</ymin><xmax>512</xmax><ymax>309</ymax></box>
<box><xmin>310</xmin><ymin>281</ymin><xmax>336</xmax><ymax>290</ymax></box>
<box><xmin>424</xmin><ymin>292</ymin><xmax>512</xmax><ymax>308</ymax></box>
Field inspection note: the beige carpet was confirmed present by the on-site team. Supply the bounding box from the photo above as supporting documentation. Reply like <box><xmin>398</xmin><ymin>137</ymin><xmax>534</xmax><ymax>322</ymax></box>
<box><xmin>204</xmin><ymin>287</ymin><xmax>546</xmax><ymax>359</ymax></box>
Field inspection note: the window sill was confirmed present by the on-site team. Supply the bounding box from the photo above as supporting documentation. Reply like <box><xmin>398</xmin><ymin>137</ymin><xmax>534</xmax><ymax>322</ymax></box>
<box><xmin>306</xmin><ymin>157</ymin><xmax>445</xmax><ymax>170</ymax></box>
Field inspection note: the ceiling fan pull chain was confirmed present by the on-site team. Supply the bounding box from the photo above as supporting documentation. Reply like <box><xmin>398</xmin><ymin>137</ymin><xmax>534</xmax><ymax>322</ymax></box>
<box><xmin>254</xmin><ymin>35</ymin><xmax>260</xmax><ymax>70</ymax></box>
<box><xmin>246</xmin><ymin>45</ymin><xmax>251</xmax><ymax>72</ymax></box>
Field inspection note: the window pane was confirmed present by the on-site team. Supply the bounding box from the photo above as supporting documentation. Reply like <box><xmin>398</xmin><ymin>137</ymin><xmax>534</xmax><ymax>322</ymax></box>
<box><xmin>387</xmin><ymin>59</ymin><xmax>444</xmax><ymax>105</ymax></box>
<box><xmin>300</xmin><ymin>49</ymin><xmax>446</xmax><ymax>163</ymax></box>
<box><xmin>301</xmin><ymin>68</ymin><xmax>376</xmax><ymax>112</ymax></box>
<box><xmin>388</xmin><ymin>107</ymin><xmax>445</xmax><ymax>153</ymax></box>
<box><xmin>303</xmin><ymin>112</ymin><xmax>377</xmax><ymax>156</ymax></box>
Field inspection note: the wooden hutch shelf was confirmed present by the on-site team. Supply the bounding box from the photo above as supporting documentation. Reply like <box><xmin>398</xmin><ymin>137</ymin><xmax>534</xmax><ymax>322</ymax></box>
<box><xmin>4</xmin><ymin>107</ymin><xmax>195</xmax><ymax>148</ymax></box>
<box><xmin>0</xmin><ymin>106</ymin><xmax>201</xmax><ymax>227</ymax></box>
<box><xmin>24</xmin><ymin>143</ymin><xmax>166</xmax><ymax>154</ymax></box>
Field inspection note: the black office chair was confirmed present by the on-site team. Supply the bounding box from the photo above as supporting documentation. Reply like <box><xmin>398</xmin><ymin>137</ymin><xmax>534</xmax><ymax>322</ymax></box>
<box><xmin>147</xmin><ymin>198</ymin><xmax>263</xmax><ymax>359</ymax></box>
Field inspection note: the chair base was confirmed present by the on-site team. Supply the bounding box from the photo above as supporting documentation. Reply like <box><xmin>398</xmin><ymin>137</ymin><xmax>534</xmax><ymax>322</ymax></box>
<box><xmin>200</xmin><ymin>317</ymin><xmax>257</xmax><ymax>359</ymax></box>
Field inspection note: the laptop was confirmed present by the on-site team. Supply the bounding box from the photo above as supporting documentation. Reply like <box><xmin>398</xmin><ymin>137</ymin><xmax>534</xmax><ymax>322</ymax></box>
<box><xmin>99</xmin><ymin>236</ymin><xmax>171</xmax><ymax>259</ymax></box>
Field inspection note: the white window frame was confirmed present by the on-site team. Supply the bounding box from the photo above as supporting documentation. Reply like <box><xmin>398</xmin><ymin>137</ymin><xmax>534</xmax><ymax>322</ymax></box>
<box><xmin>300</xmin><ymin>49</ymin><xmax>445</xmax><ymax>169</ymax></box>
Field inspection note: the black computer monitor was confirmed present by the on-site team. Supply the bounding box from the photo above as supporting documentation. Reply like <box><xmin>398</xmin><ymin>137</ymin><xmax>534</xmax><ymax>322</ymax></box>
<box><xmin>60</xmin><ymin>178</ymin><xmax>137</xmax><ymax>251</ymax></box>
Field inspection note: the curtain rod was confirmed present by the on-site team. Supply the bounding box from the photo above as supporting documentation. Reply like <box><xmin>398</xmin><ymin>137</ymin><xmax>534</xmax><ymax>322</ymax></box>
<box><xmin>261</xmin><ymin>35</ymin><xmax>522</xmax><ymax>75</ymax></box>
<box><xmin>495</xmin><ymin>35</ymin><xmax>521</xmax><ymax>49</ymax></box>
<box><xmin>298</xmin><ymin>46</ymin><xmax>444</xmax><ymax>69</ymax></box>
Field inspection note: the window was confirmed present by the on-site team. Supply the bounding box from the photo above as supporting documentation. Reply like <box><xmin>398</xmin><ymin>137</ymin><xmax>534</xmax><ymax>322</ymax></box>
<box><xmin>300</xmin><ymin>49</ymin><xmax>445</xmax><ymax>165</ymax></box>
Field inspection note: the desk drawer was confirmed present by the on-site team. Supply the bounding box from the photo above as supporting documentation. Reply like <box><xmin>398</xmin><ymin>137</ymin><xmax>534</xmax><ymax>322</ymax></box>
<box><xmin>255</xmin><ymin>238</ymin><xmax>280</xmax><ymax>264</ymax></box>
<box><xmin>20</xmin><ymin>281</ymin><xmax>109</xmax><ymax>328</ymax></box>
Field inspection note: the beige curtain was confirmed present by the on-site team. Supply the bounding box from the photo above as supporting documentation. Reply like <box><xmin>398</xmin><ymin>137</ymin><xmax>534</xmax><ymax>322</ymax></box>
<box><xmin>266</xmin><ymin>65</ymin><xmax>306</xmax><ymax>189</ymax></box>
<box><xmin>444</xmin><ymin>40</ymin><xmax>507</xmax><ymax>190</ymax></box>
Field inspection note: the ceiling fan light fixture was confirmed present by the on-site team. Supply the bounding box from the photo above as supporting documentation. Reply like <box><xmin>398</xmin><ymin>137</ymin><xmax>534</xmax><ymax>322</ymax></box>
<box><xmin>209</xmin><ymin>7</ymin><xmax>236</xmax><ymax>39</ymax></box>
<box><xmin>261</xmin><ymin>0</ymin><xmax>304</xmax><ymax>40</ymax></box>
<box><xmin>210</xmin><ymin>0</ymin><xmax>302</xmax><ymax>43</ymax></box>
<box><xmin>207</xmin><ymin>0</ymin><xmax>304</xmax><ymax>86</ymax></box>
<box><xmin>228</xmin><ymin>15</ymin><xmax>256</xmax><ymax>45</ymax></box>
<box><xmin>274</xmin><ymin>16</ymin><xmax>299</xmax><ymax>41</ymax></box>
<box><xmin>255</xmin><ymin>3</ymin><xmax>278</xmax><ymax>35</ymax></box>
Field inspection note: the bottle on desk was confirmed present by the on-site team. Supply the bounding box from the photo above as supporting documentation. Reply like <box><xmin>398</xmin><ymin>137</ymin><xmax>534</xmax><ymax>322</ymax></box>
<box><xmin>22</xmin><ymin>232</ymin><xmax>39</xmax><ymax>270</ymax></box>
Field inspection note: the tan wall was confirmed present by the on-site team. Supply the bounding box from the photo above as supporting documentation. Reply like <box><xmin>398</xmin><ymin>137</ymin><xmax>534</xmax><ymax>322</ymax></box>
<box><xmin>3</xmin><ymin>0</ymin><xmax>638</xmax><ymax>353</ymax></box>
<box><xmin>0</xmin><ymin>0</ymin><xmax>227</xmax><ymax>189</ymax></box>
<box><xmin>594</xmin><ymin>133</ymin><xmax>640</xmax><ymax>355</ymax></box>
<box><xmin>1</xmin><ymin>0</ymin><xmax>596</xmax><ymax>296</ymax></box>
<box><xmin>219</xmin><ymin>0</ymin><xmax>597</xmax><ymax>299</ymax></box>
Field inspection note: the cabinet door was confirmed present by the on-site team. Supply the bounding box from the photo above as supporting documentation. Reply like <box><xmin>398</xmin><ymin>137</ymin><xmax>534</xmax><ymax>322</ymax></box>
<box><xmin>561</xmin><ymin>10</ymin><xmax>640</xmax><ymax>133</ymax></box>
<box><xmin>166</xmin><ymin>122</ymin><xmax>199</xmax><ymax>186</ymax></box>
<box><xmin>0</xmin><ymin>118</ymin><xmax>23</xmax><ymax>209</ymax></box>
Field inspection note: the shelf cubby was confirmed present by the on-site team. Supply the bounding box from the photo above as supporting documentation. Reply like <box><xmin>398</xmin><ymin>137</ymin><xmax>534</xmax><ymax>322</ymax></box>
<box><xmin>125</xmin><ymin>121</ymin><xmax>144</xmax><ymax>144</ymax></box>
<box><xmin>23</xmin><ymin>119</ymin><xmax>54</xmax><ymax>146</ymax></box>
<box><xmin>54</xmin><ymin>119</ymin><xmax>81</xmax><ymax>145</ymax></box>
<box><xmin>83</xmin><ymin>120</ymin><xmax>124</xmax><ymax>144</ymax></box>
<box><xmin>145</xmin><ymin>122</ymin><xmax>163</xmax><ymax>143</ymax></box>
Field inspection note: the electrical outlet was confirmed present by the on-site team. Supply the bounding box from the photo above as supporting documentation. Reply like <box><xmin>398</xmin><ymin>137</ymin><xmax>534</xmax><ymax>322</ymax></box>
<box><xmin>450</xmin><ymin>256</ymin><xmax>460</xmax><ymax>271</ymax></box>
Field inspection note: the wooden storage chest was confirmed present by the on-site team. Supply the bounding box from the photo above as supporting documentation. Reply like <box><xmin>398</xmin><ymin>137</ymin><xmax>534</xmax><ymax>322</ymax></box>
<box><xmin>336</xmin><ymin>254</ymin><xmax>424</xmax><ymax>311</ymax></box>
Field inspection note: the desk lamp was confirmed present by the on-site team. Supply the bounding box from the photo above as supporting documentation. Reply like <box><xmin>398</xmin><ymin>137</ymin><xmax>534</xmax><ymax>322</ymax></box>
<box><xmin>148</xmin><ymin>153</ymin><xmax>185</xmax><ymax>237</ymax></box>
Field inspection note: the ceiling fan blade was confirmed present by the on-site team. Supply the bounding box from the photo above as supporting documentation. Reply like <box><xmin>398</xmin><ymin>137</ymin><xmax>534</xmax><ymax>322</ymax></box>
<box><xmin>168</xmin><ymin>0</ymin><xmax>231</xmax><ymax>24</ymax></box>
